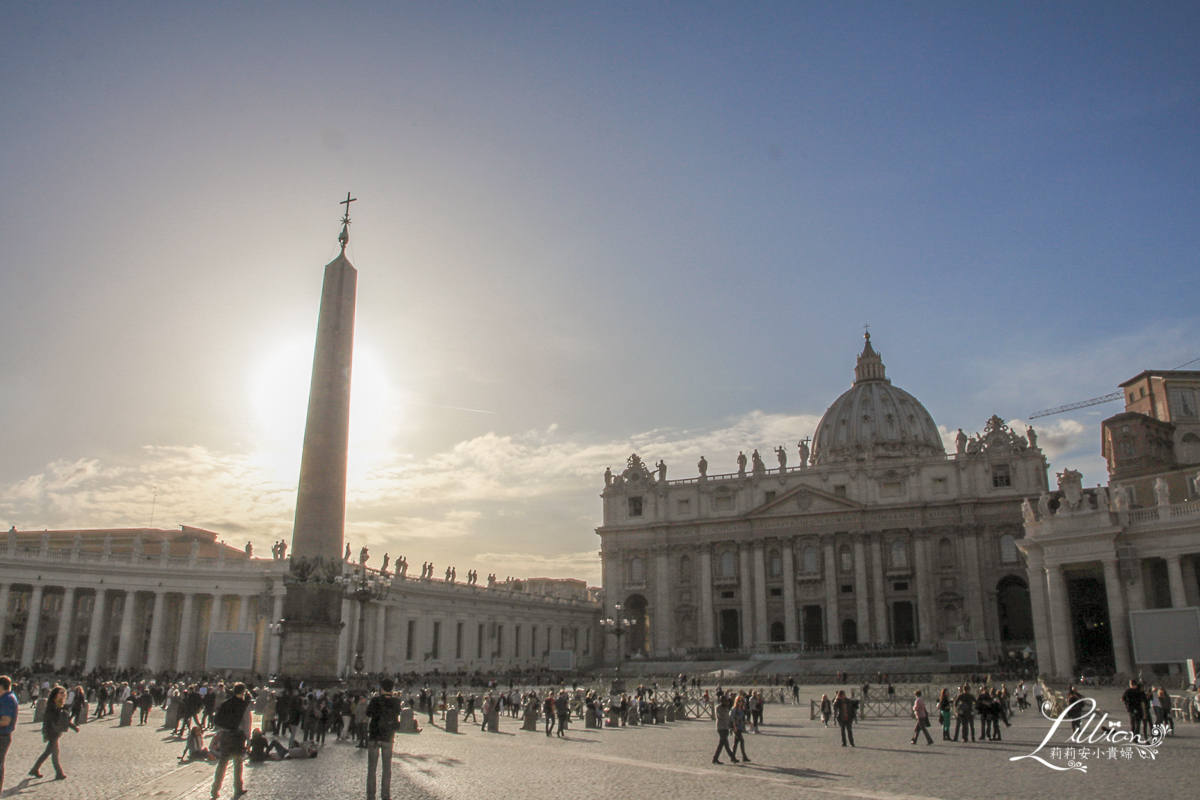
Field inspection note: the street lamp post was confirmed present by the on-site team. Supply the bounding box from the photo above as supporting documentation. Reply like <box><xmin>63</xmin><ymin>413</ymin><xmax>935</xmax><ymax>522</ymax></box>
<box><xmin>600</xmin><ymin>603</ymin><xmax>632</xmax><ymax>695</ymax></box>
<box><xmin>336</xmin><ymin>556</ymin><xmax>391</xmax><ymax>677</ymax></box>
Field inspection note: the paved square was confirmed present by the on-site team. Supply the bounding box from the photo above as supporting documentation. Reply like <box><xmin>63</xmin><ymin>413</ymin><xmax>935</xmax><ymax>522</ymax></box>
<box><xmin>0</xmin><ymin>686</ymin><xmax>1194</xmax><ymax>800</ymax></box>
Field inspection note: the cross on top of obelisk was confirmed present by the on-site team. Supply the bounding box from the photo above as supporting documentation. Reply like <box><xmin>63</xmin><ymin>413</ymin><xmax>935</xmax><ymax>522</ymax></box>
<box><xmin>337</xmin><ymin>192</ymin><xmax>356</xmax><ymax>252</ymax></box>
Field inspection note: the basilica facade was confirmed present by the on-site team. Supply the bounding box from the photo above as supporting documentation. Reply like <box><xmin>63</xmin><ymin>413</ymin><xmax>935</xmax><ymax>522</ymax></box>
<box><xmin>596</xmin><ymin>335</ymin><xmax>1047</xmax><ymax>662</ymax></box>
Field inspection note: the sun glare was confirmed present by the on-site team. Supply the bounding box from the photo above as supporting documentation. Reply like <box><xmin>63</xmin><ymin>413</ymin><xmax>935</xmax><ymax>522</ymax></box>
<box><xmin>251</xmin><ymin>338</ymin><xmax>396</xmax><ymax>455</ymax></box>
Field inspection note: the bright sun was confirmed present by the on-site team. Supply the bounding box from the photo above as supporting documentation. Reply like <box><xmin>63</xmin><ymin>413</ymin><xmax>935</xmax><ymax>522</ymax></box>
<box><xmin>251</xmin><ymin>338</ymin><xmax>394</xmax><ymax>453</ymax></box>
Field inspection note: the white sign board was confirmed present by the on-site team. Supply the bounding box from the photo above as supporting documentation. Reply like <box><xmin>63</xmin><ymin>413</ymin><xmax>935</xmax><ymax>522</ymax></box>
<box><xmin>1129</xmin><ymin>607</ymin><xmax>1200</xmax><ymax>664</ymax></box>
<box><xmin>946</xmin><ymin>641</ymin><xmax>979</xmax><ymax>666</ymax></box>
<box><xmin>548</xmin><ymin>649</ymin><xmax>575</xmax><ymax>671</ymax></box>
<box><xmin>206</xmin><ymin>631</ymin><xmax>257</xmax><ymax>671</ymax></box>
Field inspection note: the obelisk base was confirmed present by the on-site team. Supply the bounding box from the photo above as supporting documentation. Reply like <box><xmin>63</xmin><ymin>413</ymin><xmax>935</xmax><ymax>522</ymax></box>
<box><xmin>278</xmin><ymin>583</ymin><xmax>344</xmax><ymax>683</ymax></box>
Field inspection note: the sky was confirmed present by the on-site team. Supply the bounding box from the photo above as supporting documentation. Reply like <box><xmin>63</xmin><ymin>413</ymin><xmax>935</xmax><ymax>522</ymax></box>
<box><xmin>1</xmin><ymin>2</ymin><xmax>1197</xmax><ymax>584</ymax></box>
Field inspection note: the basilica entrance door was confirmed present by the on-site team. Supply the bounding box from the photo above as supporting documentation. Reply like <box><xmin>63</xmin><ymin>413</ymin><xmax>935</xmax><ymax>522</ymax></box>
<box><xmin>892</xmin><ymin>601</ymin><xmax>915</xmax><ymax>644</ymax></box>
<box><xmin>718</xmin><ymin>609</ymin><xmax>740</xmax><ymax>649</ymax></box>
<box><xmin>802</xmin><ymin>605</ymin><xmax>823</xmax><ymax>646</ymax></box>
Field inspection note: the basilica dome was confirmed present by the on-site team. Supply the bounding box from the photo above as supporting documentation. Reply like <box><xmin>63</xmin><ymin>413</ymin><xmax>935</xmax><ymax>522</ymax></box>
<box><xmin>810</xmin><ymin>334</ymin><xmax>945</xmax><ymax>465</ymax></box>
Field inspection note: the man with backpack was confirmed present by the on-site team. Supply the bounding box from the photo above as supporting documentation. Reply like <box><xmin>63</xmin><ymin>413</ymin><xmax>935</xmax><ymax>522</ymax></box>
<box><xmin>210</xmin><ymin>683</ymin><xmax>251</xmax><ymax>799</ymax></box>
<box><xmin>366</xmin><ymin>678</ymin><xmax>402</xmax><ymax>800</ymax></box>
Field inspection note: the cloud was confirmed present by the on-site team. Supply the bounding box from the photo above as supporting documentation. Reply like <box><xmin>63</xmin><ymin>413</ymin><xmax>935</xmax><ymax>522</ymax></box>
<box><xmin>0</xmin><ymin>411</ymin><xmax>822</xmax><ymax>585</ymax></box>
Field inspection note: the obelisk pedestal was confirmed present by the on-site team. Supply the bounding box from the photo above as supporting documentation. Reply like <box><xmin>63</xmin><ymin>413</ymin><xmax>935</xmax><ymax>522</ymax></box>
<box><xmin>279</xmin><ymin>211</ymin><xmax>358</xmax><ymax>682</ymax></box>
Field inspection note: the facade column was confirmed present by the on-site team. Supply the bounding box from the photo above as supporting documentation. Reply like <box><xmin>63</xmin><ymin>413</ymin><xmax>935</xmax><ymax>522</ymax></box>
<box><xmin>1045</xmin><ymin>564</ymin><xmax>1075</xmax><ymax>678</ymax></box>
<box><xmin>961</xmin><ymin>531</ymin><xmax>988</xmax><ymax>654</ymax></box>
<box><xmin>698</xmin><ymin>546</ymin><xmax>715</xmax><ymax>648</ymax></box>
<box><xmin>175</xmin><ymin>593</ymin><xmax>195</xmax><ymax>672</ymax></box>
<box><xmin>1166</xmin><ymin>556</ymin><xmax>1188</xmax><ymax>608</ymax></box>
<box><xmin>655</xmin><ymin>547</ymin><xmax>672</xmax><ymax>655</ymax></box>
<box><xmin>822</xmin><ymin>537</ymin><xmax>841</xmax><ymax>645</ymax></box>
<box><xmin>870</xmin><ymin>536</ymin><xmax>888</xmax><ymax>643</ymax></box>
<box><xmin>738</xmin><ymin>544</ymin><xmax>754</xmax><ymax>648</ymax></box>
<box><xmin>852</xmin><ymin>535</ymin><xmax>870</xmax><ymax>645</ymax></box>
<box><xmin>752</xmin><ymin>541</ymin><xmax>768</xmax><ymax>645</ymax></box>
<box><xmin>1102</xmin><ymin>559</ymin><xmax>1133</xmax><ymax>676</ymax></box>
<box><xmin>0</xmin><ymin>585</ymin><xmax>11</xmax><ymax>656</ymax></box>
<box><xmin>52</xmin><ymin>587</ymin><xmax>76</xmax><ymax>670</ymax></box>
<box><xmin>237</xmin><ymin>595</ymin><xmax>252</xmax><ymax>631</ymax></box>
<box><xmin>337</xmin><ymin>596</ymin><xmax>352</xmax><ymax>675</ymax></box>
<box><xmin>914</xmin><ymin>536</ymin><xmax>934</xmax><ymax>647</ymax></box>
<box><xmin>781</xmin><ymin>540</ymin><xmax>798</xmax><ymax>642</ymax></box>
<box><xmin>268</xmin><ymin>591</ymin><xmax>285</xmax><ymax>675</ymax></box>
<box><xmin>115</xmin><ymin>590</ymin><xmax>138</xmax><ymax>669</ymax></box>
<box><xmin>208</xmin><ymin>594</ymin><xmax>225</xmax><ymax>635</ymax></box>
<box><xmin>21</xmin><ymin>585</ymin><xmax>44</xmax><ymax>667</ymax></box>
<box><xmin>85</xmin><ymin>589</ymin><xmax>107</xmax><ymax>672</ymax></box>
<box><xmin>373</xmin><ymin>603</ymin><xmax>388</xmax><ymax>672</ymax></box>
<box><xmin>145</xmin><ymin>591</ymin><xmax>167</xmax><ymax>672</ymax></box>
<box><xmin>1023</xmin><ymin>554</ymin><xmax>1052</xmax><ymax>678</ymax></box>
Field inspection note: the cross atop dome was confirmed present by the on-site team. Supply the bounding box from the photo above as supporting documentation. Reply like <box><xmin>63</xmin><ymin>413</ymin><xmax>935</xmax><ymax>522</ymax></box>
<box><xmin>337</xmin><ymin>192</ymin><xmax>356</xmax><ymax>252</ymax></box>
<box><xmin>853</xmin><ymin>329</ymin><xmax>888</xmax><ymax>384</ymax></box>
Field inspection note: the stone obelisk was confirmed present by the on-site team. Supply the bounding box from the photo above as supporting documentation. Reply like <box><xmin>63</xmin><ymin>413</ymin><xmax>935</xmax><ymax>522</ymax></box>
<box><xmin>279</xmin><ymin>195</ymin><xmax>358</xmax><ymax>681</ymax></box>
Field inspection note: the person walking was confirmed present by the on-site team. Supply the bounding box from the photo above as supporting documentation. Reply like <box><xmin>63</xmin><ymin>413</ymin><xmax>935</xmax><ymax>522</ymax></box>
<box><xmin>543</xmin><ymin>693</ymin><xmax>556</xmax><ymax>737</ymax></box>
<box><xmin>365</xmin><ymin>678</ymin><xmax>401</xmax><ymax>800</ymax></box>
<box><xmin>28</xmin><ymin>686</ymin><xmax>77</xmax><ymax>780</ymax></box>
<box><xmin>833</xmin><ymin>690</ymin><xmax>857</xmax><ymax>747</ymax></box>
<box><xmin>555</xmin><ymin>690</ymin><xmax>570</xmax><ymax>738</ymax></box>
<box><xmin>731</xmin><ymin>695</ymin><xmax>751</xmax><ymax>762</ymax></box>
<box><xmin>910</xmin><ymin>690</ymin><xmax>934</xmax><ymax>745</ymax></box>
<box><xmin>210</xmin><ymin>683</ymin><xmax>251</xmax><ymax>799</ymax></box>
<box><xmin>711</xmin><ymin>697</ymin><xmax>738</xmax><ymax>764</ymax></box>
<box><xmin>819</xmin><ymin>694</ymin><xmax>832</xmax><ymax>727</ymax></box>
<box><xmin>0</xmin><ymin>676</ymin><xmax>18</xmax><ymax>792</ymax></box>
<box><xmin>937</xmin><ymin>689</ymin><xmax>952</xmax><ymax>741</ymax></box>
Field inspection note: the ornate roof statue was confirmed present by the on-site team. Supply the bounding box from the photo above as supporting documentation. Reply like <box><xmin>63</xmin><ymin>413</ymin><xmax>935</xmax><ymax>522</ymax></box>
<box><xmin>810</xmin><ymin>333</ymin><xmax>945</xmax><ymax>465</ymax></box>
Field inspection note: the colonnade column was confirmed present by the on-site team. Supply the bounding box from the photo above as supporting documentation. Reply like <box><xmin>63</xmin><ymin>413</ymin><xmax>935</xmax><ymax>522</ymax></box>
<box><xmin>781</xmin><ymin>541</ymin><xmax>798</xmax><ymax>642</ymax></box>
<box><xmin>822</xmin><ymin>537</ymin><xmax>841</xmax><ymax>645</ymax></box>
<box><xmin>52</xmin><ymin>587</ymin><xmax>76</xmax><ymax>670</ymax></box>
<box><xmin>373</xmin><ymin>603</ymin><xmax>388</xmax><ymax>672</ymax></box>
<box><xmin>145</xmin><ymin>591</ymin><xmax>167</xmax><ymax>672</ymax></box>
<box><xmin>1166</xmin><ymin>556</ymin><xmax>1188</xmax><ymax>608</ymax></box>
<box><xmin>738</xmin><ymin>544</ymin><xmax>754</xmax><ymax>648</ymax></box>
<box><xmin>752</xmin><ymin>541</ymin><xmax>768</xmax><ymax>645</ymax></box>
<box><xmin>115</xmin><ymin>590</ymin><xmax>138</xmax><ymax>668</ymax></box>
<box><xmin>655</xmin><ymin>547</ymin><xmax>672</xmax><ymax>655</ymax></box>
<box><xmin>175</xmin><ymin>593</ymin><xmax>194</xmax><ymax>672</ymax></box>
<box><xmin>870</xmin><ymin>536</ymin><xmax>888</xmax><ymax>643</ymax></box>
<box><xmin>961</xmin><ymin>531</ymin><xmax>988</xmax><ymax>654</ymax></box>
<box><xmin>237</xmin><ymin>595</ymin><xmax>252</xmax><ymax>631</ymax></box>
<box><xmin>21</xmin><ymin>585</ymin><xmax>44</xmax><ymax>667</ymax></box>
<box><xmin>1023</xmin><ymin>555</ymin><xmax>1052</xmax><ymax>681</ymax></box>
<box><xmin>1045</xmin><ymin>564</ymin><xmax>1075</xmax><ymax>678</ymax></box>
<box><xmin>852</xmin><ymin>536</ymin><xmax>870</xmax><ymax>644</ymax></box>
<box><xmin>914</xmin><ymin>536</ymin><xmax>934</xmax><ymax>647</ymax></box>
<box><xmin>337</xmin><ymin>596</ymin><xmax>352</xmax><ymax>675</ymax></box>
<box><xmin>0</xmin><ymin>585</ymin><xmax>11</xmax><ymax>654</ymax></box>
<box><xmin>85</xmin><ymin>589</ymin><xmax>107</xmax><ymax>672</ymax></box>
<box><xmin>1102</xmin><ymin>559</ymin><xmax>1133</xmax><ymax>675</ymax></box>
<box><xmin>698</xmin><ymin>547</ymin><xmax>715</xmax><ymax>648</ymax></box>
<box><xmin>268</xmin><ymin>591</ymin><xmax>285</xmax><ymax>675</ymax></box>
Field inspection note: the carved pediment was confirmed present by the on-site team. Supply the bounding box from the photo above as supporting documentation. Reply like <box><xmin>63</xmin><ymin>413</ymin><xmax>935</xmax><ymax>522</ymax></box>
<box><xmin>748</xmin><ymin>484</ymin><xmax>863</xmax><ymax>518</ymax></box>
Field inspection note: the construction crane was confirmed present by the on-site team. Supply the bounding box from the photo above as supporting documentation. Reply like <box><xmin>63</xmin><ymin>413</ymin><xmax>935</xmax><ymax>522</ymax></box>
<box><xmin>1028</xmin><ymin>392</ymin><xmax>1124</xmax><ymax>420</ymax></box>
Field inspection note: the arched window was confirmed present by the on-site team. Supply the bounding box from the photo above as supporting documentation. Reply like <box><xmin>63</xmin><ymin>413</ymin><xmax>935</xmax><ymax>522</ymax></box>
<box><xmin>768</xmin><ymin>549</ymin><xmax>782</xmax><ymax>577</ymax></box>
<box><xmin>629</xmin><ymin>557</ymin><xmax>644</xmax><ymax>584</ymax></box>
<box><xmin>720</xmin><ymin>551</ymin><xmax>737</xmax><ymax>578</ymax></box>
<box><xmin>891</xmin><ymin>541</ymin><xmax>908</xmax><ymax>569</ymax></box>
<box><xmin>803</xmin><ymin>546</ymin><xmax>818</xmax><ymax>573</ymax></box>
<box><xmin>679</xmin><ymin>554</ymin><xmax>692</xmax><ymax>584</ymax></box>
<box><xmin>938</xmin><ymin>538</ymin><xmax>954</xmax><ymax>567</ymax></box>
<box><xmin>839</xmin><ymin>544</ymin><xmax>853</xmax><ymax>572</ymax></box>
<box><xmin>1000</xmin><ymin>534</ymin><xmax>1019</xmax><ymax>564</ymax></box>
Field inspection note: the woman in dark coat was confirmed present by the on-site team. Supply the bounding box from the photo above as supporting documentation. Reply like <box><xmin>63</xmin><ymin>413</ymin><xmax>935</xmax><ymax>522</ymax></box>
<box><xmin>28</xmin><ymin>686</ymin><xmax>78</xmax><ymax>780</ymax></box>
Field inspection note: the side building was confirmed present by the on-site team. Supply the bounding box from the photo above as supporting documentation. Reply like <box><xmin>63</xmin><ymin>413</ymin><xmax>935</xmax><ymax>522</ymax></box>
<box><xmin>0</xmin><ymin>527</ymin><xmax>600</xmax><ymax>676</ymax></box>
<box><xmin>596</xmin><ymin>334</ymin><xmax>1047</xmax><ymax>664</ymax></box>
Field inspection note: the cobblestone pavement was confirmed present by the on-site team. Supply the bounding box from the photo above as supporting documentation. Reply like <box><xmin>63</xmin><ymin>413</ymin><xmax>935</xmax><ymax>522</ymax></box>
<box><xmin>1</xmin><ymin>687</ymin><xmax>1195</xmax><ymax>800</ymax></box>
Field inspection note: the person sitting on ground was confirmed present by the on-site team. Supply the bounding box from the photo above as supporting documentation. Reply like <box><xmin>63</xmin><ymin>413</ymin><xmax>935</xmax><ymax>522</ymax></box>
<box><xmin>179</xmin><ymin>726</ymin><xmax>212</xmax><ymax>762</ymax></box>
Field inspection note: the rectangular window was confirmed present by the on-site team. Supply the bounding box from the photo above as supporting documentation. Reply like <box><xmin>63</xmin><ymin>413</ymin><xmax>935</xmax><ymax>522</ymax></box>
<box><xmin>714</xmin><ymin>495</ymin><xmax>733</xmax><ymax>511</ymax></box>
<box><xmin>677</xmin><ymin>498</ymin><xmax>691</xmax><ymax>514</ymax></box>
<box><xmin>881</xmin><ymin>481</ymin><xmax>902</xmax><ymax>497</ymax></box>
<box><xmin>992</xmin><ymin>464</ymin><xmax>1012</xmax><ymax>488</ymax></box>
<box><xmin>431</xmin><ymin>621</ymin><xmax>441</xmax><ymax>660</ymax></box>
<box><xmin>833</xmin><ymin>485</ymin><xmax>847</xmax><ymax>498</ymax></box>
<box><xmin>720</xmin><ymin>590</ymin><xmax>735</xmax><ymax>599</ymax></box>
<box><xmin>893</xmin><ymin>582</ymin><xmax>908</xmax><ymax>591</ymax></box>
<box><xmin>840</xmin><ymin>584</ymin><xmax>854</xmax><ymax>594</ymax></box>
<box><xmin>764</xmin><ymin>491</ymin><xmax>776</xmax><ymax>503</ymax></box>
<box><xmin>769</xmin><ymin>587</ymin><xmax>782</xmax><ymax>597</ymax></box>
<box><xmin>456</xmin><ymin>622</ymin><xmax>464</xmax><ymax>659</ymax></box>
<box><xmin>628</xmin><ymin>496</ymin><xmax>643</xmax><ymax>517</ymax></box>
<box><xmin>477</xmin><ymin>623</ymin><xmax>484</xmax><ymax>659</ymax></box>
<box><xmin>406</xmin><ymin>620</ymin><xmax>416</xmax><ymax>661</ymax></box>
